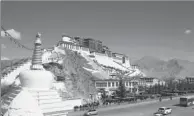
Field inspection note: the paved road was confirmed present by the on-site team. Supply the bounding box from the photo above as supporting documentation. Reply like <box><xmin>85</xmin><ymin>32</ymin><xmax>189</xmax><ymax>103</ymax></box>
<box><xmin>69</xmin><ymin>98</ymin><xmax>194</xmax><ymax>116</ymax></box>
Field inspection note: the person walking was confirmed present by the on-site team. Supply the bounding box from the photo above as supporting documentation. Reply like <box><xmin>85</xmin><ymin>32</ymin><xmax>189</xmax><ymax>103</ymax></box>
<box><xmin>159</xmin><ymin>97</ymin><xmax>162</xmax><ymax>102</ymax></box>
<box><xmin>170</xmin><ymin>96</ymin><xmax>172</xmax><ymax>100</ymax></box>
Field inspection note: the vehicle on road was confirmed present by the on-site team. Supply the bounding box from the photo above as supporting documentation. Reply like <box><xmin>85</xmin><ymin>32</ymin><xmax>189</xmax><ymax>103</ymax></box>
<box><xmin>180</xmin><ymin>96</ymin><xmax>194</xmax><ymax>107</ymax></box>
<box><xmin>153</xmin><ymin>112</ymin><xmax>164</xmax><ymax>116</ymax></box>
<box><xmin>157</xmin><ymin>107</ymin><xmax>172</xmax><ymax>115</ymax></box>
<box><xmin>83</xmin><ymin>109</ymin><xmax>98</xmax><ymax>116</ymax></box>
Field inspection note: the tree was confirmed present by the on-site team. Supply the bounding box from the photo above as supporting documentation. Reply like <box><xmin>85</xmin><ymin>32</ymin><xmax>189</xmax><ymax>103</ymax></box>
<box><xmin>138</xmin><ymin>85</ymin><xmax>145</xmax><ymax>92</ymax></box>
<box><xmin>100</xmin><ymin>88</ymin><xmax>107</xmax><ymax>102</ymax></box>
<box><xmin>116</xmin><ymin>77</ymin><xmax>126</xmax><ymax>98</ymax></box>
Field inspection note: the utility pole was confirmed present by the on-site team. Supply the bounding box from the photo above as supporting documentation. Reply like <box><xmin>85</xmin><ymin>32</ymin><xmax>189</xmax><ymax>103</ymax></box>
<box><xmin>11</xmin><ymin>60</ymin><xmax>13</xmax><ymax>70</ymax></box>
<box><xmin>158</xmin><ymin>80</ymin><xmax>161</xmax><ymax>94</ymax></box>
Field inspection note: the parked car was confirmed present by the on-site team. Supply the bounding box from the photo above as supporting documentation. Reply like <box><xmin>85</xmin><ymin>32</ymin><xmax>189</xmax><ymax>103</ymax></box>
<box><xmin>157</xmin><ymin>107</ymin><xmax>172</xmax><ymax>115</ymax></box>
<box><xmin>83</xmin><ymin>109</ymin><xmax>98</xmax><ymax>116</ymax></box>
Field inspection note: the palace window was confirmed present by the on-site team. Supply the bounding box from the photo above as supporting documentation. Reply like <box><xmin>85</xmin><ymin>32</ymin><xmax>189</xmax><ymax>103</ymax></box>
<box><xmin>108</xmin><ymin>82</ymin><xmax>111</xmax><ymax>87</ymax></box>
<box><xmin>96</xmin><ymin>82</ymin><xmax>107</xmax><ymax>87</ymax></box>
<box><xmin>129</xmin><ymin>82</ymin><xmax>131</xmax><ymax>86</ymax></box>
<box><xmin>112</xmin><ymin>82</ymin><xmax>115</xmax><ymax>87</ymax></box>
<box><xmin>126</xmin><ymin>82</ymin><xmax>129</xmax><ymax>86</ymax></box>
<box><xmin>116</xmin><ymin>82</ymin><xmax>119</xmax><ymax>87</ymax></box>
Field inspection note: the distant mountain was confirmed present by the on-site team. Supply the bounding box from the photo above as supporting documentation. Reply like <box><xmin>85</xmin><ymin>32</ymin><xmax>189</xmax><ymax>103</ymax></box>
<box><xmin>133</xmin><ymin>56</ymin><xmax>194</xmax><ymax>80</ymax></box>
<box><xmin>133</xmin><ymin>56</ymin><xmax>165</xmax><ymax>70</ymax></box>
<box><xmin>173</xmin><ymin>59</ymin><xmax>194</xmax><ymax>78</ymax></box>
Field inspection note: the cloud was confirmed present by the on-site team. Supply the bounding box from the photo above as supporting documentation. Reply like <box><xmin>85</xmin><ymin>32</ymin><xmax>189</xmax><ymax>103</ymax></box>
<box><xmin>1</xmin><ymin>29</ymin><xmax>21</xmax><ymax>39</ymax></box>
<box><xmin>1</xmin><ymin>56</ymin><xmax>10</xmax><ymax>60</ymax></box>
<box><xmin>1</xmin><ymin>44</ymin><xmax>6</xmax><ymax>49</ymax></box>
<box><xmin>184</xmin><ymin>29</ymin><xmax>192</xmax><ymax>34</ymax></box>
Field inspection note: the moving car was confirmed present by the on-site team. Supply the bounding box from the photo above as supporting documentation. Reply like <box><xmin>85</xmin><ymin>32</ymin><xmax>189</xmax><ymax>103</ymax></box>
<box><xmin>157</xmin><ymin>107</ymin><xmax>172</xmax><ymax>115</ymax></box>
<box><xmin>83</xmin><ymin>109</ymin><xmax>98</xmax><ymax>116</ymax></box>
<box><xmin>153</xmin><ymin>112</ymin><xmax>164</xmax><ymax>116</ymax></box>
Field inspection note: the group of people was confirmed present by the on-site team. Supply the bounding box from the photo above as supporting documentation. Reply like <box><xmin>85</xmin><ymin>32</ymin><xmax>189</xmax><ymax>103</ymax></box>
<box><xmin>74</xmin><ymin>102</ymin><xmax>100</xmax><ymax>111</ymax></box>
<box><xmin>102</xmin><ymin>97</ymin><xmax>138</xmax><ymax>105</ymax></box>
<box><xmin>73</xmin><ymin>95</ymin><xmax>173</xmax><ymax>112</ymax></box>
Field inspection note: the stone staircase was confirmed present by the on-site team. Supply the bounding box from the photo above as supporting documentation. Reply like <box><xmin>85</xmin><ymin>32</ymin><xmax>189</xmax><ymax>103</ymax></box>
<box><xmin>1</xmin><ymin>86</ymin><xmax>23</xmax><ymax>114</ymax></box>
<box><xmin>1</xmin><ymin>86</ymin><xmax>78</xmax><ymax>116</ymax></box>
<box><xmin>113</xmin><ymin>60</ymin><xmax>141</xmax><ymax>76</ymax></box>
<box><xmin>28</xmin><ymin>89</ymin><xmax>78</xmax><ymax>116</ymax></box>
<box><xmin>112</xmin><ymin>60</ymin><xmax>131</xmax><ymax>71</ymax></box>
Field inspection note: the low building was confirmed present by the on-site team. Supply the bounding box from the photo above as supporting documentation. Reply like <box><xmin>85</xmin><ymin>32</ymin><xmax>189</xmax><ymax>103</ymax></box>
<box><xmin>94</xmin><ymin>78</ymin><xmax>139</xmax><ymax>94</ymax></box>
<box><xmin>139</xmin><ymin>77</ymin><xmax>166</xmax><ymax>87</ymax></box>
<box><xmin>131</xmin><ymin>65</ymin><xmax>138</xmax><ymax>70</ymax></box>
<box><xmin>185</xmin><ymin>77</ymin><xmax>194</xmax><ymax>84</ymax></box>
<box><xmin>177</xmin><ymin>77</ymin><xmax>194</xmax><ymax>91</ymax></box>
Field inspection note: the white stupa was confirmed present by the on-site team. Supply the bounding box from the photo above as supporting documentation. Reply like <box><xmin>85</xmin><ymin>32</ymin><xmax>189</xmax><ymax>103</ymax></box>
<box><xmin>3</xmin><ymin>90</ymin><xmax>44</xmax><ymax>116</ymax></box>
<box><xmin>2</xmin><ymin>33</ymin><xmax>81</xmax><ymax>116</ymax></box>
<box><xmin>20</xmin><ymin>33</ymin><xmax>54</xmax><ymax>90</ymax></box>
<box><xmin>3</xmin><ymin>33</ymin><xmax>54</xmax><ymax>116</ymax></box>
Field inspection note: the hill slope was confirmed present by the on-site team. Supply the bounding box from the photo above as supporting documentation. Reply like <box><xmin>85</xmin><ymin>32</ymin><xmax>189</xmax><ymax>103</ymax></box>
<box><xmin>41</xmin><ymin>49</ymin><xmax>99</xmax><ymax>99</ymax></box>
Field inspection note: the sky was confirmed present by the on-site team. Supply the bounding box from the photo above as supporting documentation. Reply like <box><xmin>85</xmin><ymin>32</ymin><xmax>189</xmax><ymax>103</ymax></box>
<box><xmin>1</xmin><ymin>1</ymin><xmax>194</xmax><ymax>62</ymax></box>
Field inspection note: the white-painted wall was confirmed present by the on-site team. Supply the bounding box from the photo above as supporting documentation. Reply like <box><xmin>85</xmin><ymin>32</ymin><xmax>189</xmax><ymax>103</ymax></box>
<box><xmin>55</xmin><ymin>44</ymin><xmax>144</xmax><ymax>77</ymax></box>
<box><xmin>1</xmin><ymin>61</ymin><xmax>31</xmax><ymax>87</ymax></box>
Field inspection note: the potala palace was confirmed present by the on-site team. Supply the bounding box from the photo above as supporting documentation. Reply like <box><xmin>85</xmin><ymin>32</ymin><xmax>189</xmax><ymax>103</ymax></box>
<box><xmin>42</xmin><ymin>35</ymin><xmax>145</xmax><ymax>78</ymax></box>
<box><xmin>1</xmin><ymin>33</ymin><xmax>165</xmax><ymax>116</ymax></box>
